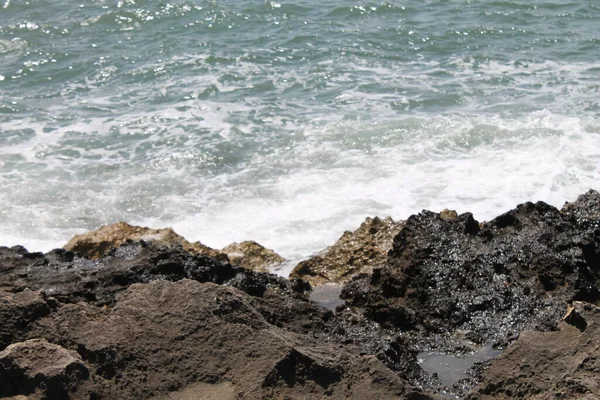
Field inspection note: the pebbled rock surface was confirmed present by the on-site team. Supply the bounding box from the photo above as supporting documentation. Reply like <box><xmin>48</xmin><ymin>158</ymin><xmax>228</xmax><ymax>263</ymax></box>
<box><xmin>221</xmin><ymin>240</ymin><xmax>285</xmax><ymax>272</ymax></box>
<box><xmin>343</xmin><ymin>192</ymin><xmax>600</xmax><ymax>343</ymax></box>
<box><xmin>291</xmin><ymin>216</ymin><xmax>405</xmax><ymax>286</ymax></box>
<box><xmin>468</xmin><ymin>301</ymin><xmax>600</xmax><ymax>399</ymax></box>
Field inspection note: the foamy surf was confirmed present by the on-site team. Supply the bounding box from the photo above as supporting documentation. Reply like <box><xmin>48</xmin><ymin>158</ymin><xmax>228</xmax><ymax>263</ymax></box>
<box><xmin>1</xmin><ymin>1</ymin><xmax>599</xmax><ymax>273</ymax></box>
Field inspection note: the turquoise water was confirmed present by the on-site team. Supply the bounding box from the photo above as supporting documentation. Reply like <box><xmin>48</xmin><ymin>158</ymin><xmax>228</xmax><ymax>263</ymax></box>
<box><xmin>1</xmin><ymin>1</ymin><xmax>599</xmax><ymax>265</ymax></box>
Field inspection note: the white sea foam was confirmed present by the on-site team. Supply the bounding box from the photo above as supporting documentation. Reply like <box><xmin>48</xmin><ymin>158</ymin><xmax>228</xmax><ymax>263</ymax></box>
<box><xmin>2</xmin><ymin>110</ymin><xmax>583</xmax><ymax>275</ymax></box>
<box><xmin>1</xmin><ymin>54</ymin><xmax>599</xmax><ymax>279</ymax></box>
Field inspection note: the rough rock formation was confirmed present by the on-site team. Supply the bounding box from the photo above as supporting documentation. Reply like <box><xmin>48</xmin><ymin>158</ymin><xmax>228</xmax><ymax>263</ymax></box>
<box><xmin>2</xmin><ymin>190</ymin><xmax>600</xmax><ymax>399</ymax></box>
<box><xmin>63</xmin><ymin>222</ymin><xmax>286</xmax><ymax>272</ymax></box>
<box><xmin>291</xmin><ymin>216</ymin><xmax>405</xmax><ymax>286</ymax></box>
<box><xmin>341</xmin><ymin>192</ymin><xmax>600</xmax><ymax>350</ymax></box>
<box><xmin>27</xmin><ymin>280</ymin><xmax>427</xmax><ymax>399</ymax></box>
<box><xmin>0</xmin><ymin>241</ymin><xmax>430</xmax><ymax>399</ymax></box>
<box><xmin>333</xmin><ymin>190</ymin><xmax>600</xmax><ymax>397</ymax></box>
<box><xmin>468</xmin><ymin>301</ymin><xmax>600</xmax><ymax>399</ymax></box>
<box><xmin>0</xmin><ymin>241</ymin><xmax>304</xmax><ymax>307</ymax></box>
<box><xmin>0</xmin><ymin>339</ymin><xmax>92</xmax><ymax>399</ymax></box>
<box><xmin>63</xmin><ymin>222</ymin><xmax>225</xmax><ymax>260</ymax></box>
<box><xmin>221</xmin><ymin>241</ymin><xmax>284</xmax><ymax>272</ymax></box>
<box><xmin>0</xmin><ymin>290</ymin><xmax>52</xmax><ymax>351</ymax></box>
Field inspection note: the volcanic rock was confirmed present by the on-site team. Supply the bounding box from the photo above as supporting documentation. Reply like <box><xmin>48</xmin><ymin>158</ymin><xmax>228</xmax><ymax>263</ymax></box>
<box><xmin>291</xmin><ymin>216</ymin><xmax>405</xmax><ymax>286</ymax></box>
<box><xmin>468</xmin><ymin>301</ymin><xmax>600</xmax><ymax>399</ymax></box>
<box><xmin>221</xmin><ymin>241</ymin><xmax>285</xmax><ymax>272</ymax></box>
<box><xmin>0</xmin><ymin>241</ymin><xmax>305</xmax><ymax>307</ymax></box>
<box><xmin>342</xmin><ymin>195</ymin><xmax>600</xmax><ymax>350</ymax></box>
<box><xmin>63</xmin><ymin>222</ymin><xmax>226</xmax><ymax>261</ymax></box>
<box><xmin>3</xmin><ymin>190</ymin><xmax>600</xmax><ymax>399</ymax></box>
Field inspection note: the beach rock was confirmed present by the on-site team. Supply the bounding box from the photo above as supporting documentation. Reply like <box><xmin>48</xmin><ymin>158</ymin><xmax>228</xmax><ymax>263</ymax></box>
<box><xmin>439</xmin><ymin>209</ymin><xmax>458</xmax><ymax>221</ymax></box>
<box><xmin>221</xmin><ymin>241</ymin><xmax>285</xmax><ymax>272</ymax></box>
<box><xmin>0</xmin><ymin>339</ymin><xmax>89</xmax><ymax>399</ymax></box>
<box><xmin>63</xmin><ymin>222</ymin><xmax>226</xmax><ymax>261</ymax></box>
<box><xmin>2</xmin><ymin>190</ymin><xmax>600</xmax><ymax>399</ymax></box>
<box><xmin>468</xmin><ymin>301</ymin><xmax>600</xmax><ymax>399</ymax></box>
<box><xmin>290</xmin><ymin>217</ymin><xmax>405</xmax><ymax>286</ymax></box>
<box><xmin>0</xmin><ymin>290</ymin><xmax>52</xmax><ymax>351</ymax></box>
<box><xmin>27</xmin><ymin>279</ymin><xmax>430</xmax><ymax>400</ymax></box>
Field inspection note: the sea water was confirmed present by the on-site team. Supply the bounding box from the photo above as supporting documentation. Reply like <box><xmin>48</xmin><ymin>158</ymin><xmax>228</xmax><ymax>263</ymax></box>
<box><xmin>1</xmin><ymin>1</ymin><xmax>599</xmax><ymax>271</ymax></box>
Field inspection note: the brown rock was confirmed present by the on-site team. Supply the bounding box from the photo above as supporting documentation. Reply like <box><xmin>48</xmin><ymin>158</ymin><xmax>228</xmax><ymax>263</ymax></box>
<box><xmin>0</xmin><ymin>339</ymin><xmax>89</xmax><ymax>399</ymax></box>
<box><xmin>63</xmin><ymin>222</ymin><xmax>225</xmax><ymax>260</ymax></box>
<box><xmin>468</xmin><ymin>302</ymin><xmax>600</xmax><ymax>399</ymax></box>
<box><xmin>29</xmin><ymin>279</ymin><xmax>426</xmax><ymax>399</ymax></box>
<box><xmin>0</xmin><ymin>290</ymin><xmax>51</xmax><ymax>350</ymax></box>
<box><xmin>290</xmin><ymin>217</ymin><xmax>405</xmax><ymax>286</ymax></box>
<box><xmin>221</xmin><ymin>241</ymin><xmax>284</xmax><ymax>272</ymax></box>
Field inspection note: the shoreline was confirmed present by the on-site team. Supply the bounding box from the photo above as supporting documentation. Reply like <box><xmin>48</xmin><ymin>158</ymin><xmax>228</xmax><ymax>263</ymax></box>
<box><xmin>2</xmin><ymin>190</ymin><xmax>600</xmax><ymax>399</ymax></box>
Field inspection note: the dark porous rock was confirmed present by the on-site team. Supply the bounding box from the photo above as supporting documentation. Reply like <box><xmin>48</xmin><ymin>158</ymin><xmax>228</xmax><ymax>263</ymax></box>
<box><xmin>27</xmin><ymin>280</ymin><xmax>430</xmax><ymax>399</ymax></box>
<box><xmin>291</xmin><ymin>216</ymin><xmax>405</xmax><ymax>286</ymax></box>
<box><xmin>562</xmin><ymin>188</ymin><xmax>600</xmax><ymax>223</ymax></box>
<box><xmin>468</xmin><ymin>301</ymin><xmax>600</xmax><ymax>399</ymax></box>
<box><xmin>339</xmin><ymin>191</ymin><xmax>600</xmax><ymax>396</ymax></box>
<box><xmin>0</xmin><ymin>339</ymin><xmax>90</xmax><ymax>399</ymax></box>
<box><xmin>221</xmin><ymin>240</ymin><xmax>285</xmax><ymax>272</ymax></box>
<box><xmin>0</xmin><ymin>241</ymin><xmax>306</xmax><ymax>307</ymax></box>
<box><xmin>342</xmin><ymin>198</ymin><xmax>600</xmax><ymax>347</ymax></box>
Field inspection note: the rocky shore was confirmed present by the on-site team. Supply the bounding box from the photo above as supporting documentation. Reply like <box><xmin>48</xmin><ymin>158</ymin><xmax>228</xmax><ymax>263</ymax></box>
<box><xmin>2</xmin><ymin>190</ymin><xmax>600</xmax><ymax>399</ymax></box>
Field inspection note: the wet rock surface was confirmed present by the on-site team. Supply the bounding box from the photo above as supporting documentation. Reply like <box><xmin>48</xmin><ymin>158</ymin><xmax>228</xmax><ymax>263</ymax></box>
<box><xmin>468</xmin><ymin>301</ymin><xmax>600</xmax><ymax>399</ymax></box>
<box><xmin>338</xmin><ymin>189</ymin><xmax>600</xmax><ymax>396</ymax></box>
<box><xmin>291</xmin><ymin>216</ymin><xmax>405</xmax><ymax>286</ymax></box>
<box><xmin>0</xmin><ymin>241</ymin><xmax>302</xmax><ymax>307</ymax></box>
<box><xmin>1</xmin><ymin>190</ymin><xmax>600</xmax><ymax>399</ymax></box>
<box><xmin>63</xmin><ymin>222</ymin><xmax>285</xmax><ymax>273</ymax></box>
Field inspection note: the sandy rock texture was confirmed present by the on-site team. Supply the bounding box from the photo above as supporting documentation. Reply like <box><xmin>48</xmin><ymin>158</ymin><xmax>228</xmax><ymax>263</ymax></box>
<box><xmin>221</xmin><ymin>241</ymin><xmax>284</xmax><ymax>272</ymax></box>
<box><xmin>0</xmin><ymin>242</ymin><xmax>429</xmax><ymax>399</ymax></box>
<box><xmin>63</xmin><ymin>222</ymin><xmax>285</xmax><ymax>273</ymax></box>
<box><xmin>0</xmin><ymin>339</ymin><xmax>90</xmax><ymax>399</ymax></box>
<box><xmin>28</xmin><ymin>279</ymin><xmax>425</xmax><ymax>399</ymax></box>
<box><xmin>291</xmin><ymin>216</ymin><xmax>405</xmax><ymax>286</ymax></box>
<box><xmin>63</xmin><ymin>222</ymin><xmax>224</xmax><ymax>260</ymax></box>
